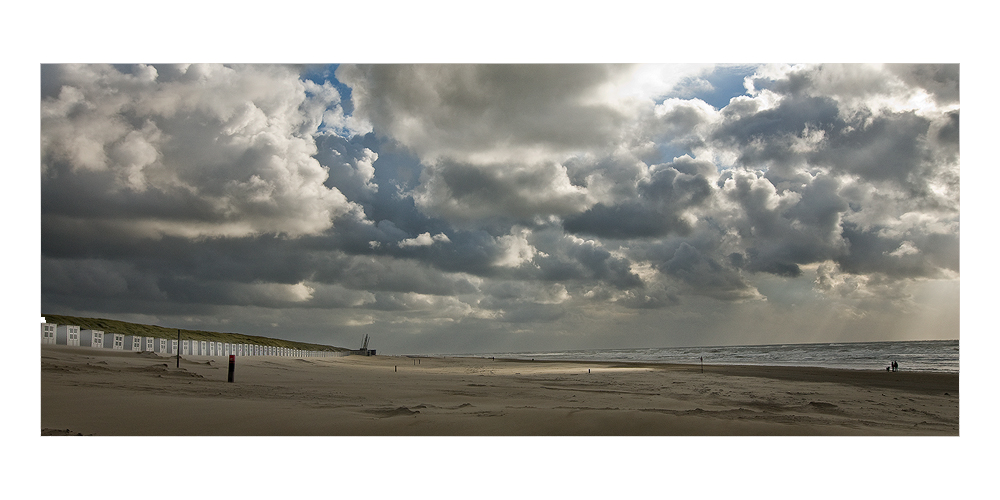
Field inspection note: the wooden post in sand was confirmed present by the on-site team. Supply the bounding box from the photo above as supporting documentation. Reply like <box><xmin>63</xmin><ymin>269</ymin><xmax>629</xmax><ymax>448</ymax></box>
<box><xmin>700</xmin><ymin>356</ymin><xmax>703</xmax><ymax>374</ymax></box>
<box><xmin>176</xmin><ymin>329</ymin><xmax>181</xmax><ymax>368</ymax></box>
<box><xmin>228</xmin><ymin>355</ymin><xmax>235</xmax><ymax>383</ymax></box>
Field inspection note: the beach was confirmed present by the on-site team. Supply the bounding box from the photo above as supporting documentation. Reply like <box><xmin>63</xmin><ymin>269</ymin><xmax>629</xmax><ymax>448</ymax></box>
<box><xmin>40</xmin><ymin>344</ymin><xmax>958</xmax><ymax>436</ymax></box>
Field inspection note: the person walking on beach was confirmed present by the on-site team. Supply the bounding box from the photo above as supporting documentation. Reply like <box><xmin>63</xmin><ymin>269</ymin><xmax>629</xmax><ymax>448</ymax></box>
<box><xmin>892</xmin><ymin>360</ymin><xmax>898</xmax><ymax>372</ymax></box>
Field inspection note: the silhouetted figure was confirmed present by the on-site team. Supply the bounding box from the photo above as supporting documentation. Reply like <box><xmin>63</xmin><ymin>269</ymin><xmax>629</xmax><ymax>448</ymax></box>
<box><xmin>886</xmin><ymin>366</ymin><xmax>891</xmax><ymax>372</ymax></box>
<box><xmin>892</xmin><ymin>360</ymin><xmax>898</xmax><ymax>372</ymax></box>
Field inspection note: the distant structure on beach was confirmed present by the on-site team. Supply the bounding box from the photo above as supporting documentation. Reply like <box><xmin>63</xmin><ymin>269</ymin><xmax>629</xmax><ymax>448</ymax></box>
<box><xmin>350</xmin><ymin>334</ymin><xmax>376</xmax><ymax>356</ymax></box>
<box><xmin>40</xmin><ymin>318</ymin><xmax>346</xmax><ymax>359</ymax></box>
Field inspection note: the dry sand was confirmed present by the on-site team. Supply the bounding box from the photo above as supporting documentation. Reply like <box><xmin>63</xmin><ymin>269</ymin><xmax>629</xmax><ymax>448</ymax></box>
<box><xmin>40</xmin><ymin>344</ymin><xmax>958</xmax><ymax>436</ymax></box>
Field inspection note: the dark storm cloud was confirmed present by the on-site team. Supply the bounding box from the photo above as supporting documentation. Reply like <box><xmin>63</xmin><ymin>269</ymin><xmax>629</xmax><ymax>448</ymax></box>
<box><xmin>415</xmin><ymin>158</ymin><xmax>589</xmax><ymax>223</ymax></box>
<box><xmin>628</xmin><ymin>227</ymin><xmax>761</xmax><ymax>302</ymax></box>
<box><xmin>563</xmin><ymin>156</ymin><xmax>714</xmax><ymax>239</ymax></box>
<box><xmin>835</xmin><ymin>222</ymin><xmax>960</xmax><ymax>279</ymax></box>
<box><xmin>657</xmin><ymin>242</ymin><xmax>757</xmax><ymax>301</ymax></box>
<box><xmin>315</xmin><ymin>253</ymin><xmax>480</xmax><ymax>297</ymax></box>
<box><xmin>720</xmin><ymin>171</ymin><xmax>850</xmax><ymax>277</ymax></box>
<box><xmin>529</xmin><ymin>228</ymin><xmax>644</xmax><ymax>289</ymax></box>
<box><xmin>811</xmin><ymin>111</ymin><xmax>933</xmax><ymax>184</ymax></box>
<box><xmin>714</xmin><ymin>95</ymin><xmax>842</xmax><ymax>145</ymax></box>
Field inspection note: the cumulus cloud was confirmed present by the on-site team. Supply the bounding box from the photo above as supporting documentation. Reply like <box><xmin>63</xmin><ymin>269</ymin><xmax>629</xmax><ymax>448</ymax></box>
<box><xmin>399</xmin><ymin>232</ymin><xmax>451</xmax><ymax>247</ymax></box>
<box><xmin>41</xmin><ymin>64</ymin><xmax>362</xmax><ymax>239</ymax></box>
<box><xmin>563</xmin><ymin>155</ymin><xmax>714</xmax><ymax>239</ymax></box>
<box><xmin>493</xmin><ymin>227</ymin><xmax>539</xmax><ymax>268</ymax></box>
<box><xmin>336</xmin><ymin>64</ymin><xmax>715</xmax><ymax>225</ymax></box>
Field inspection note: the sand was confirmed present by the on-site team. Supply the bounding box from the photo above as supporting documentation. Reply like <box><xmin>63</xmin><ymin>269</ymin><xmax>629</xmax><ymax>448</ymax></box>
<box><xmin>40</xmin><ymin>344</ymin><xmax>958</xmax><ymax>436</ymax></box>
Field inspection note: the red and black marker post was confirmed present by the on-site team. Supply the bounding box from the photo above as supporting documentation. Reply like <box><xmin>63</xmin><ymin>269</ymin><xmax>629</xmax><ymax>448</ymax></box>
<box><xmin>228</xmin><ymin>355</ymin><xmax>236</xmax><ymax>383</ymax></box>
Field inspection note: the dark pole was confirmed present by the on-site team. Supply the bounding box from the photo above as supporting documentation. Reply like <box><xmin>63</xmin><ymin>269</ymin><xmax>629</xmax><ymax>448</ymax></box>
<box><xmin>700</xmin><ymin>356</ymin><xmax>703</xmax><ymax>374</ymax></box>
<box><xmin>176</xmin><ymin>329</ymin><xmax>181</xmax><ymax>368</ymax></box>
<box><xmin>228</xmin><ymin>355</ymin><xmax>235</xmax><ymax>383</ymax></box>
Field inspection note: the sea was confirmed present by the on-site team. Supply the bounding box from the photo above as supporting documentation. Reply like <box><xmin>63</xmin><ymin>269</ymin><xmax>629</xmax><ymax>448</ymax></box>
<box><xmin>456</xmin><ymin>339</ymin><xmax>959</xmax><ymax>373</ymax></box>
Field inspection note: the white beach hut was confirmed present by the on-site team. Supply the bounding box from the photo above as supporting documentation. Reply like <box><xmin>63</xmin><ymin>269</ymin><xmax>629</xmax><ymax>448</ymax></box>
<box><xmin>200</xmin><ymin>341</ymin><xmax>208</xmax><ymax>356</ymax></box>
<box><xmin>182</xmin><ymin>340</ymin><xmax>191</xmax><ymax>356</ymax></box>
<box><xmin>145</xmin><ymin>337</ymin><xmax>155</xmax><ymax>352</ymax></box>
<box><xmin>41</xmin><ymin>323</ymin><xmax>57</xmax><ymax>344</ymax></box>
<box><xmin>56</xmin><ymin>325</ymin><xmax>80</xmax><ymax>346</ymax></box>
<box><xmin>170</xmin><ymin>340</ymin><xmax>178</xmax><ymax>354</ymax></box>
<box><xmin>123</xmin><ymin>335</ymin><xmax>142</xmax><ymax>351</ymax></box>
<box><xmin>103</xmin><ymin>332</ymin><xmax>124</xmax><ymax>350</ymax></box>
<box><xmin>80</xmin><ymin>329</ymin><xmax>104</xmax><ymax>348</ymax></box>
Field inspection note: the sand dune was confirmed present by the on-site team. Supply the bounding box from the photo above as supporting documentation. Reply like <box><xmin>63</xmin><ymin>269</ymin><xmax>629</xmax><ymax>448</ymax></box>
<box><xmin>40</xmin><ymin>345</ymin><xmax>958</xmax><ymax>436</ymax></box>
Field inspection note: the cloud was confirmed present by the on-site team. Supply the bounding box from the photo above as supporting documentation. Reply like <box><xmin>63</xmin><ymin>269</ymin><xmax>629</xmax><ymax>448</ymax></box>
<box><xmin>40</xmin><ymin>64</ymin><xmax>960</xmax><ymax>353</ymax></box>
<box><xmin>41</xmin><ymin>64</ymin><xmax>362</xmax><ymax>239</ymax></box>
<box><xmin>413</xmin><ymin>159</ymin><xmax>590</xmax><ymax>224</ymax></box>
<box><xmin>336</xmin><ymin>64</ymin><xmax>642</xmax><ymax>164</ymax></box>
<box><xmin>563</xmin><ymin>156</ymin><xmax>714</xmax><ymax>239</ymax></box>
<box><xmin>335</xmin><ymin>64</ymin><xmax>718</xmax><ymax>226</ymax></box>
<box><xmin>399</xmin><ymin>232</ymin><xmax>451</xmax><ymax>247</ymax></box>
<box><xmin>493</xmin><ymin>227</ymin><xmax>539</xmax><ymax>268</ymax></box>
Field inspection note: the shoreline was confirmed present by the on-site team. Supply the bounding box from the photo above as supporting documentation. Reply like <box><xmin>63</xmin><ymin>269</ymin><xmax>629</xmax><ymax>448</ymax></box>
<box><xmin>41</xmin><ymin>345</ymin><xmax>959</xmax><ymax>436</ymax></box>
<box><xmin>448</xmin><ymin>355</ymin><xmax>959</xmax><ymax>394</ymax></box>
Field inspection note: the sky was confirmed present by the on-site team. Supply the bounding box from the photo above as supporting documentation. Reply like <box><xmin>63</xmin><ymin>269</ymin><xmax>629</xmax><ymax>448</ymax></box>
<box><xmin>38</xmin><ymin>63</ymin><xmax>960</xmax><ymax>354</ymax></box>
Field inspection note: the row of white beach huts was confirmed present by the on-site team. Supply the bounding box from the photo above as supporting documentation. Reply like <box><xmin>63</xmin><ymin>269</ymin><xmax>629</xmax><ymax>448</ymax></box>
<box><xmin>40</xmin><ymin>320</ymin><xmax>348</xmax><ymax>358</ymax></box>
